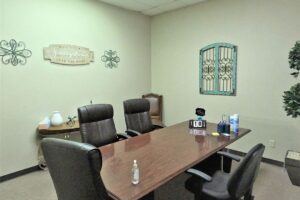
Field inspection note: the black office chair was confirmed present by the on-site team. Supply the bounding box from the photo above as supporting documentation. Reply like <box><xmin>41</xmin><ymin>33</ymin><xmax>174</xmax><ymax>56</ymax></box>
<box><xmin>41</xmin><ymin>138</ymin><xmax>110</xmax><ymax>200</ymax></box>
<box><xmin>191</xmin><ymin>150</ymin><xmax>239</xmax><ymax>177</ymax></box>
<box><xmin>123</xmin><ymin>98</ymin><xmax>164</xmax><ymax>136</ymax></box>
<box><xmin>78</xmin><ymin>104</ymin><xmax>129</xmax><ymax>147</ymax></box>
<box><xmin>185</xmin><ymin>143</ymin><xmax>265</xmax><ymax>200</ymax></box>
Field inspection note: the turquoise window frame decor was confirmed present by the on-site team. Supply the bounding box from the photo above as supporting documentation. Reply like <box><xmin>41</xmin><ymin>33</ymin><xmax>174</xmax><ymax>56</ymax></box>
<box><xmin>199</xmin><ymin>43</ymin><xmax>237</xmax><ymax>96</ymax></box>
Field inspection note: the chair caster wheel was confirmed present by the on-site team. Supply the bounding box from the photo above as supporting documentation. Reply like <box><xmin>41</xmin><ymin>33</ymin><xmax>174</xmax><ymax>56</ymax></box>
<box><xmin>38</xmin><ymin>160</ymin><xmax>47</xmax><ymax>170</ymax></box>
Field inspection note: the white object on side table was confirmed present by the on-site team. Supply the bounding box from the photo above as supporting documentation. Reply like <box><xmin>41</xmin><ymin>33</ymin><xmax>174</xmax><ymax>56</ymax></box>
<box><xmin>51</xmin><ymin>111</ymin><xmax>63</xmax><ymax>126</ymax></box>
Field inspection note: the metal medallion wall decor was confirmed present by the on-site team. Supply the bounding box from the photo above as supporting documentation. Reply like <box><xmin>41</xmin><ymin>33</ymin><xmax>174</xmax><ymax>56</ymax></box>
<box><xmin>0</xmin><ymin>39</ymin><xmax>32</xmax><ymax>66</ymax></box>
<box><xmin>101</xmin><ymin>50</ymin><xmax>120</xmax><ymax>68</ymax></box>
<box><xmin>43</xmin><ymin>44</ymin><xmax>94</xmax><ymax>65</ymax></box>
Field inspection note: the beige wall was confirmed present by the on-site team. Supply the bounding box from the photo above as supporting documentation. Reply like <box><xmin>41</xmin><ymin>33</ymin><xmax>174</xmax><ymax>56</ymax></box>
<box><xmin>2</xmin><ymin>0</ymin><xmax>300</xmax><ymax>176</ymax></box>
<box><xmin>0</xmin><ymin>0</ymin><xmax>151</xmax><ymax>175</ymax></box>
<box><xmin>0</xmin><ymin>1</ymin><xmax>3</xmax><ymax>175</ymax></box>
<box><xmin>151</xmin><ymin>0</ymin><xmax>300</xmax><ymax>161</ymax></box>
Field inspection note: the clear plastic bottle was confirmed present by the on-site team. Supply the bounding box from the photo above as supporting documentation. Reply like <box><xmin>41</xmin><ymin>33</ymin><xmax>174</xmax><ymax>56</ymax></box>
<box><xmin>131</xmin><ymin>160</ymin><xmax>139</xmax><ymax>185</ymax></box>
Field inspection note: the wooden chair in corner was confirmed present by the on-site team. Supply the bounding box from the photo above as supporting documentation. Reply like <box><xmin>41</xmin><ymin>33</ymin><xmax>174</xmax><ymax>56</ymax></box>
<box><xmin>142</xmin><ymin>93</ymin><xmax>164</xmax><ymax>127</ymax></box>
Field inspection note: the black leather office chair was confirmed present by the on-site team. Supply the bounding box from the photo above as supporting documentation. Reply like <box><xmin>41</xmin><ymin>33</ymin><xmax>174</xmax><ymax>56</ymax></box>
<box><xmin>185</xmin><ymin>143</ymin><xmax>265</xmax><ymax>200</ymax></box>
<box><xmin>41</xmin><ymin>138</ymin><xmax>110</xmax><ymax>200</ymax></box>
<box><xmin>123</xmin><ymin>98</ymin><xmax>164</xmax><ymax>136</ymax></box>
<box><xmin>78</xmin><ymin>104</ymin><xmax>129</xmax><ymax>147</ymax></box>
<box><xmin>192</xmin><ymin>151</ymin><xmax>238</xmax><ymax>177</ymax></box>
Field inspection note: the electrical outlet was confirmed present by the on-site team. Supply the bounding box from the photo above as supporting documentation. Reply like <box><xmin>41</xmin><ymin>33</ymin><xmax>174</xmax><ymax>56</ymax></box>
<box><xmin>268</xmin><ymin>139</ymin><xmax>276</xmax><ymax>148</ymax></box>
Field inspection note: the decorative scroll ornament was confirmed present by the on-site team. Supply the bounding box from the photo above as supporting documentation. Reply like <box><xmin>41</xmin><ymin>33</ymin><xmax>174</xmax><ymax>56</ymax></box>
<box><xmin>43</xmin><ymin>44</ymin><xmax>94</xmax><ymax>65</ymax></box>
<box><xmin>101</xmin><ymin>50</ymin><xmax>120</xmax><ymax>68</ymax></box>
<box><xmin>0</xmin><ymin>39</ymin><xmax>32</xmax><ymax>66</ymax></box>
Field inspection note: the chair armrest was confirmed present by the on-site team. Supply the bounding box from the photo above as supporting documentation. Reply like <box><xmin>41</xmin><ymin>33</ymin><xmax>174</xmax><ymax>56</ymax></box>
<box><xmin>217</xmin><ymin>151</ymin><xmax>241</xmax><ymax>162</ymax></box>
<box><xmin>125</xmin><ymin>129</ymin><xmax>141</xmax><ymax>137</ymax></box>
<box><xmin>186</xmin><ymin>169</ymin><xmax>212</xmax><ymax>182</ymax></box>
<box><xmin>116</xmin><ymin>133</ymin><xmax>131</xmax><ymax>140</ymax></box>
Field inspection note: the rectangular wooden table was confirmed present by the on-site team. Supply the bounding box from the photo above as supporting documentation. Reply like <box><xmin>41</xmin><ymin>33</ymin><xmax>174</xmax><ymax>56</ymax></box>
<box><xmin>99</xmin><ymin>121</ymin><xmax>251</xmax><ymax>200</ymax></box>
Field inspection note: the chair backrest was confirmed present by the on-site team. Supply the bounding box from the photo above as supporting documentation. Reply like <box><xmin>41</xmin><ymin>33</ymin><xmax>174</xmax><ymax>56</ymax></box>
<box><xmin>227</xmin><ymin>143</ymin><xmax>265</xmax><ymax>199</ymax></box>
<box><xmin>123</xmin><ymin>98</ymin><xmax>153</xmax><ymax>133</ymax></box>
<box><xmin>41</xmin><ymin>138</ymin><xmax>109</xmax><ymax>200</ymax></box>
<box><xmin>142</xmin><ymin>93</ymin><xmax>163</xmax><ymax>121</ymax></box>
<box><xmin>78</xmin><ymin>104</ymin><xmax>118</xmax><ymax>147</ymax></box>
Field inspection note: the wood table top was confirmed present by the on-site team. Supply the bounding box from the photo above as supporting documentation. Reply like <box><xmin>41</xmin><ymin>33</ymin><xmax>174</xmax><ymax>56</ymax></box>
<box><xmin>99</xmin><ymin>121</ymin><xmax>251</xmax><ymax>200</ymax></box>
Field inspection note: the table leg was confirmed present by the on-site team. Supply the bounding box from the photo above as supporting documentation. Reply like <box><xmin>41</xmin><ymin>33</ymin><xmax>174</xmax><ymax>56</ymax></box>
<box><xmin>37</xmin><ymin>137</ymin><xmax>47</xmax><ymax>170</ymax></box>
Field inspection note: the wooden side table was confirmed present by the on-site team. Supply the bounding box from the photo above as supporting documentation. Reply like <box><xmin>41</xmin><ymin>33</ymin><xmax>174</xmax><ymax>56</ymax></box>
<box><xmin>37</xmin><ymin>121</ymin><xmax>80</xmax><ymax>169</ymax></box>
<box><xmin>38</xmin><ymin>121</ymin><xmax>80</xmax><ymax>139</ymax></box>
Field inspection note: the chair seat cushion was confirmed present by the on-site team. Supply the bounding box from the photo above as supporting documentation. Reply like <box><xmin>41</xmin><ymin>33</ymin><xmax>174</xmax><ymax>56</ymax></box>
<box><xmin>202</xmin><ymin>171</ymin><xmax>231</xmax><ymax>199</ymax></box>
<box><xmin>185</xmin><ymin>175</ymin><xmax>202</xmax><ymax>193</ymax></box>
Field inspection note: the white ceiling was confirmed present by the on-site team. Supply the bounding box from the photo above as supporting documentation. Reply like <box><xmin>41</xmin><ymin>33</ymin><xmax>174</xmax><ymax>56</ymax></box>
<box><xmin>98</xmin><ymin>0</ymin><xmax>207</xmax><ymax>16</ymax></box>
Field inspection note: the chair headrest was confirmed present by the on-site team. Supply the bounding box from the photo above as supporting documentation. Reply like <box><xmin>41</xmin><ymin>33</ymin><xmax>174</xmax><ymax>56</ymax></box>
<box><xmin>42</xmin><ymin>137</ymin><xmax>98</xmax><ymax>154</ymax></box>
<box><xmin>78</xmin><ymin>104</ymin><xmax>113</xmax><ymax>123</ymax></box>
<box><xmin>123</xmin><ymin>99</ymin><xmax>150</xmax><ymax>114</ymax></box>
<box><xmin>41</xmin><ymin>138</ymin><xmax>102</xmax><ymax>170</ymax></box>
<box><xmin>41</xmin><ymin>138</ymin><xmax>109</xmax><ymax>200</ymax></box>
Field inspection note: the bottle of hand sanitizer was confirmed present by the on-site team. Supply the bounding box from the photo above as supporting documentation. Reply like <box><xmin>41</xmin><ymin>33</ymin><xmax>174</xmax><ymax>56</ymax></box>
<box><xmin>131</xmin><ymin>160</ymin><xmax>139</xmax><ymax>185</ymax></box>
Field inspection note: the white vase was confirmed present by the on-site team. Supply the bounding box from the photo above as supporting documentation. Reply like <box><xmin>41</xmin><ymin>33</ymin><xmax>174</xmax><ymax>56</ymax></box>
<box><xmin>51</xmin><ymin>111</ymin><xmax>63</xmax><ymax>126</ymax></box>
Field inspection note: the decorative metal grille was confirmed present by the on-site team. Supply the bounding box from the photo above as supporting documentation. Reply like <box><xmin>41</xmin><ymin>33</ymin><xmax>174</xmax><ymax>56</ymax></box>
<box><xmin>0</xmin><ymin>39</ymin><xmax>32</xmax><ymax>66</ymax></box>
<box><xmin>101</xmin><ymin>50</ymin><xmax>120</xmax><ymax>68</ymax></box>
<box><xmin>200</xmin><ymin>43</ymin><xmax>237</xmax><ymax>95</ymax></box>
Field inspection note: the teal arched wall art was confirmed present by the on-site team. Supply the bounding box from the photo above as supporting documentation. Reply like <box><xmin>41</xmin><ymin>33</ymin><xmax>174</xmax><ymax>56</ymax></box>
<box><xmin>199</xmin><ymin>43</ymin><xmax>237</xmax><ymax>96</ymax></box>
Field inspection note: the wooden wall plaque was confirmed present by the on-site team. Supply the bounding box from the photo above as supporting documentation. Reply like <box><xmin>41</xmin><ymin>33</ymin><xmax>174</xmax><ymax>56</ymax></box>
<box><xmin>43</xmin><ymin>44</ymin><xmax>94</xmax><ymax>65</ymax></box>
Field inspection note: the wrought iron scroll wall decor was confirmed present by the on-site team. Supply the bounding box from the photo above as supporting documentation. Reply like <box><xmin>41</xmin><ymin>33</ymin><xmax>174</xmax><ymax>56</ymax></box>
<box><xmin>101</xmin><ymin>50</ymin><xmax>120</xmax><ymax>68</ymax></box>
<box><xmin>199</xmin><ymin>43</ymin><xmax>237</xmax><ymax>96</ymax></box>
<box><xmin>0</xmin><ymin>39</ymin><xmax>32</xmax><ymax>66</ymax></box>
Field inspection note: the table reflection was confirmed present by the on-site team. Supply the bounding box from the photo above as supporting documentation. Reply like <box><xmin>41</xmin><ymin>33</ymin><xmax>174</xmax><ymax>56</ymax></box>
<box><xmin>125</xmin><ymin>134</ymin><xmax>151</xmax><ymax>152</ymax></box>
<box><xmin>100</xmin><ymin>143</ymin><xmax>115</xmax><ymax>159</ymax></box>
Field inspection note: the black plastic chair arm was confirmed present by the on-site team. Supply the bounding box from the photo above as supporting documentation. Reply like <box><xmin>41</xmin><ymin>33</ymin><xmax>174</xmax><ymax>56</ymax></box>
<box><xmin>217</xmin><ymin>151</ymin><xmax>241</xmax><ymax>162</ymax></box>
<box><xmin>116</xmin><ymin>133</ymin><xmax>131</xmax><ymax>140</ymax></box>
<box><xmin>125</xmin><ymin>129</ymin><xmax>142</xmax><ymax>136</ymax></box>
<box><xmin>186</xmin><ymin>168</ymin><xmax>212</xmax><ymax>182</ymax></box>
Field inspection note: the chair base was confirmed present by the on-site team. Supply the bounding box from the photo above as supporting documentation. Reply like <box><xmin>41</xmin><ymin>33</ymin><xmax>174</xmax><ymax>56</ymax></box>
<box><xmin>139</xmin><ymin>191</ymin><xmax>154</xmax><ymax>200</ymax></box>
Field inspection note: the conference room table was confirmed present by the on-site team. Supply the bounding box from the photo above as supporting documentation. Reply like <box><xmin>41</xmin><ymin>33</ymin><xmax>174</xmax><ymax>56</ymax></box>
<box><xmin>99</xmin><ymin>121</ymin><xmax>251</xmax><ymax>200</ymax></box>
